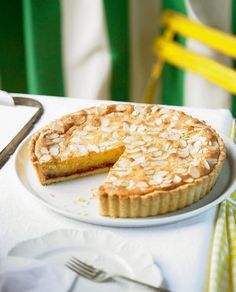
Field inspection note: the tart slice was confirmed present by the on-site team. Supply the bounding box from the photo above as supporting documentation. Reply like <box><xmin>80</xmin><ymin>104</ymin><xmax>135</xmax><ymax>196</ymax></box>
<box><xmin>29</xmin><ymin>104</ymin><xmax>226</xmax><ymax>217</ymax></box>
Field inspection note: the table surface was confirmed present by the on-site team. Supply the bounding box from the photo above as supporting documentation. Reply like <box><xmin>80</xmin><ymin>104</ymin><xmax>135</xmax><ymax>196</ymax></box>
<box><xmin>0</xmin><ymin>93</ymin><xmax>233</xmax><ymax>292</ymax></box>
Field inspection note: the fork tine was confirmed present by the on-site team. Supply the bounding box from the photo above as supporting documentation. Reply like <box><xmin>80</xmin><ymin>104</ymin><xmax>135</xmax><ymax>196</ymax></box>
<box><xmin>71</xmin><ymin>257</ymin><xmax>97</xmax><ymax>273</ymax></box>
<box><xmin>65</xmin><ymin>263</ymin><xmax>94</xmax><ymax>279</ymax></box>
<box><xmin>67</xmin><ymin>261</ymin><xmax>95</xmax><ymax>276</ymax></box>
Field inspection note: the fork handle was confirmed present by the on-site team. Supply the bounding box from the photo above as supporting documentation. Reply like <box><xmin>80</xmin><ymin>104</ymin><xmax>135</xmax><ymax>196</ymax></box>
<box><xmin>114</xmin><ymin>275</ymin><xmax>171</xmax><ymax>292</ymax></box>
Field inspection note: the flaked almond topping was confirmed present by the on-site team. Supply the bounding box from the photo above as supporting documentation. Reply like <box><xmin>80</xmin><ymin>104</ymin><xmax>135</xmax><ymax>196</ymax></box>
<box><xmin>161</xmin><ymin>114</ymin><xmax>169</xmax><ymax>120</ymax></box>
<box><xmin>123</xmin><ymin>122</ymin><xmax>130</xmax><ymax>131</ymax></box>
<box><xmin>117</xmin><ymin>160</ymin><xmax>129</xmax><ymax>168</ymax></box>
<box><xmin>108</xmin><ymin>175</ymin><xmax>117</xmax><ymax>182</ymax></box>
<box><xmin>60</xmin><ymin>151</ymin><xmax>70</xmax><ymax>158</ymax></box>
<box><xmin>49</xmin><ymin>121</ymin><xmax>64</xmax><ymax>132</ymax></box>
<box><xmin>134</xmin><ymin>105</ymin><xmax>143</xmax><ymax>113</ymax></box>
<box><xmin>148</xmin><ymin>147</ymin><xmax>159</xmax><ymax>152</ymax></box>
<box><xmin>130</xmin><ymin>160</ymin><xmax>140</xmax><ymax>167</ymax></box>
<box><xmin>168</xmin><ymin>134</ymin><xmax>180</xmax><ymax>141</ymax></box>
<box><xmin>150</xmin><ymin>176</ymin><xmax>163</xmax><ymax>185</ymax></box>
<box><xmin>47</xmin><ymin>133</ymin><xmax>59</xmax><ymax>140</ymax></box>
<box><xmin>137</xmin><ymin>125</ymin><xmax>147</xmax><ymax>133</ymax></box>
<box><xmin>136</xmin><ymin>181</ymin><xmax>149</xmax><ymax>189</ymax></box>
<box><xmin>168</xmin><ymin>122</ymin><xmax>177</xmax><ymax>128</ymax></box>
<box><xmin>52</xmin><ymin>137</ymin><xmax>63</xmax><ymax>143</ymax></box>
<box><xmin>207</xmin><ymin>158</ymin><xmax>218</xmax><ymax>165</ymax></box>
<box><xmin>169</xmin><ymin>148</ymin><xmax>177</xmax><ymax>154</ymax></box>
<box><xmin>83</xmin><ymin>125</ymin><xmax>97</xmax><ymax>132</ymax></box>
<box><xmin>202</xmin><ymin>159</ymin><xmax>210</xmax><ymax>170</ymax></box>
<box><xmin>159</xmin><ymin>107</ymin><xmax>169</xmax><ymax>115</ymax></box>
<box><xmin>179</xmin><ymin>140</ymin><xmax>187</xmax><ymax>148</ymax></box>
<box><xmin>116</xmin><ymin>104</ymin><xmax>126</xmax><ymax>111</ymax></box>
<box><xmin>172</xmin><ymin>114</ymin><xmax>179</xmax><ymax>121</ymax></box>
<box><xmin>76</xmin><ymin>115</ymin><xmax>87</xmax><ymax>125</ymax></box>
<box><xmin>155</xmin><ymin>118</ymin><xmax>162</xmax><ymax>126</ymax></box>
<box><xmin>127</xmin><ymin>180</ymin><xmax>135</xmax><ymax>189</ymax></box>
<box><xmin>132</xmin><ymin>156</ymin><xmax>145</xmax><ymax>163</ymax></box>
<box><xmin>212</xmin><ymin>140</ymin><xmax>218</xmax><ymax>147</ymax></box>
<box><xmin>192</xmin><ymin>159</ymin><xmax>199</xmax><ymax>166</ymax></box>
<box><xmin>96</xmin><ymin>104</ymin><xmax>108</xmax><ymax>115</ymax></box>
<box><xmin>151</xmin><ymin>154</ymin><xmax>169</xmax><ymax>161</ymax></box>
<box><xmin>151</xmin><ymin>150</ymin><xmax>162</xmax><ymax>157</ymax></box>
<box><xmin>151</xmin><ymin>105</ymin><xmax>159</xmax><ymax>114</ymax></box>
<box><xmin>132</xmin><ymin>110</ymin><xmax>138</xmax><ymax>116</ymax></box>
<box><xmin>163</xmin><ymin>142</ymin><xmax>170</xmax><ymax>151</ymax></box>
<box><xmin>157</xmin><ymin>170</ymin><xmax>169</xmax><ymax>177</ymax></box>
<box><xmin>194</xmin><ymin>141</ymin><xmax>202</xmax><ymax>149</ymax></box>
<box><xmin>70</xmin><ymin>137</ymin><xmax>80</xmax><ymax>143</ymax></box>
<box><xmin>123</xmin><ymin>136</ymin><xmax>133</xmax><ymax>143</ymax></box>
<box><xmin>116</xmin><ymin>170</ymin><xmax>129</xmax><ymax>176</ymax></box>
<box><xmin>202</xmin><ymin>148</ymin><xmax>209</xmax><ymax>154</ymax></box>
<box><xmin>145</xmin><ymin>168</ymin><xmax>155</xmax><ymax>175</ymax></box>
<box><xmin>140</xmin><ymin>146</ymin><xmax>147</xmax><ymax>152</ymax></box>
<box><xmin>188</xmin><ymin>166</ymin><xmax>200</xmax><ymax>178</ymax></box>
<box><xmin>79</xmin><ymin>131</ymin><xmax>88</xmax><ymax>136</ymax></box>
<box><xmin>173</xmin><ymin>175</ymin><xmax>182</xmax><ymax>183</ymax></box>
<box><xmin>40</xmin><ymin>154</ymin><xmax>51</xmax><ymax>162</ymax></box>
<box><xmin>77</xmin><ymin>145</ymin><xmax>88</xmax><ymax>155</ymax></box>
<box><xmin>101</xmin><ymin>117</ymin><xmax>109</xmax><ymax>127</ymax></box>
<box><xmin>143</xmin><ymin>136</ymin><xmax>152</xmax><ymax>142</ymax></box>
<box><xmin>130</xmin><ymin>124</ymin><xmax>137</xmax><ymax>132</ymax></box>
<box><xmin>179</xmin><ymin>149</ymin><xmax>189</xmax><ymax>158</ymax></box>
<box><xmin>88</xmin><ymin>144</ymin><xmax>100</xmax><ymax>153</ymax></box>
<box><xmin>101</xmin><ymin>127</ymin><xmax>113</xmax><ymax>132</ymax></box>
<box><xmin>176</xmin><ymin>168</ymin><xmax>186</xmax><ymax>174</ymax></box>
<box><xmin>185</xmin><ymin>119</ymin><xmax>193</xmax><ymax>125</ymax></box>
<box><xmin>126</xmin><ymin>148</ymin><xmax>140</xmax><ymax>154</ymax></box>
<box><xmin>132</xmin><ymin>140</ymin><xmax>146</xmax><ymax>146</ymax></box>
<box><xmin>113</xmin><ymin>179</ymin><xmax>122</xmax><ymax>186</ymax></box>
<box><xmin>183</xmin><ymin>177</ymin><xmax>194</xmax><ymax>183</ymax></box>
<box><xmin>112</xmin><ymin>132</ymin><xmax>119</xmax><ymax>139</ymax></box>
<box><xmin>151</xmin><ymin>161</ymin><xmax>167</xmax><ymax>166</ymax></box>
<box><xmin>49</xmin><ymin>144</ymin><xmax>59</xmax><ymax>156</ymax></box>
<box><xmin>69</xmin><ymin>144</ymin><xmax>80</xmax><ymax>151</ymax></box>
<box><xmin>120</xmin><ymin>180</ymin><xmax>129</xmax><ymax>187</ymax></box>
<box><xmin>163</xmin><ymin>179</ymin><xmax>172</xmax><ymax>185</ymax></box>
<box><xmin>148</xmin><ymin>127</ymin><xmax>162</xmax><ymax>133</ymax></box>
<box><xmin>41</xmin><ymin>147</ymin><xmax>48</xmax><ymax>154</ymax></box>
<box><xmin>190</xmin><ymin>148</ymin><xmax>200</xmax><ymax>155</ymax></box>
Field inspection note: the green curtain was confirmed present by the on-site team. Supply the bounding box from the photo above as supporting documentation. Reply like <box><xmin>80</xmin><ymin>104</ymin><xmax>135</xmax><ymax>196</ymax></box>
<box><xmin>2</xmin><ymin>0</ymin><xmax>236</xmax><ymax>115</ymax></box>
<box><xmin>161</xmin><ymin>0</ymin><xmax>186</xmax><ymax>106</ymax></box>
<box><xmin>0</xmin><ymin>1</ymin><xmax>27</xmax><ymax>93</ymax></box>
<box><xmin>23</xmin><ymin>0</ymin><xmax>64</xmax><ymax>96</ymax></box>
<box><xmin>103</xmin><ymin>0</ymin><xmax>130</xmax><ymax>102</ymax></box>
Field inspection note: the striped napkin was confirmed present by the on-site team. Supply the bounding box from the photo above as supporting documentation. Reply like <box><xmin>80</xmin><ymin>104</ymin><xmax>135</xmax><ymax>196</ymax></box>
<box><xmin>206</xmin><ymin>123</ymin><xmax>236</xmax><ymax>292</ymax></box>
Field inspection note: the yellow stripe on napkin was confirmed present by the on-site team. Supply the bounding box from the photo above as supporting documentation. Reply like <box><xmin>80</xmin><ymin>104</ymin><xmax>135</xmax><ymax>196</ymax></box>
<box><xmin>206</xmin><ymin>125</ymin><xmax>236</xmax><ymax>292</ymax></box>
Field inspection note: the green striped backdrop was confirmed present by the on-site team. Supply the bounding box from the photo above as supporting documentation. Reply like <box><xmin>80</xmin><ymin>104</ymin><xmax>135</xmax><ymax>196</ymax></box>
<box><xmin>0</xmin><ymin>0</ymin><xmax>235</xmax><ymax>114</ymax></box>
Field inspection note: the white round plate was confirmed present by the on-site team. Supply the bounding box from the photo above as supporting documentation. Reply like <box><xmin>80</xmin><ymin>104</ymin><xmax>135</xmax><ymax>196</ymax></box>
<box><xmin>8</xmin><ymin>229</ymin><xmax>163</xmax><ymax>291</ymax></box>
<box><xmin>15</xmin><ymin>135</ymin><xmax>236</xmax><ymax>227</ymax></box>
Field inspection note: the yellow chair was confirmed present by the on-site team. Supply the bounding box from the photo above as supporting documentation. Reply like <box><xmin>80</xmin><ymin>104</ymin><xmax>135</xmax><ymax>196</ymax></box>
<box><xmin>146</xmin><ymin>11</ymin><xmax>236</xmax><ymax>291</ymax></box>
<box><xmin>145</xmin><ymin>10</ymin><xmax>236</xmax><ymax>104</ymax></box>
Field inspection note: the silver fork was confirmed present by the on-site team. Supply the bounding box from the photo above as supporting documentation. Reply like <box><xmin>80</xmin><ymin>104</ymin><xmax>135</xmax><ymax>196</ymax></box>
<box><xmin>66</xmin><ymin>257</ymin><xmax>171</xmax><ymax>292</ymax></box>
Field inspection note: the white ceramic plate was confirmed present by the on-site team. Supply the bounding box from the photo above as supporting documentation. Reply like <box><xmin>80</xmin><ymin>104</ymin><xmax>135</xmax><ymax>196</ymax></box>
<box><xmin>8</xmin><ymin>229</ymin><xmax>163</xmax><ymax>291</ymax></box>
<box><xmin>15</xmin><ymin>135</ymin><xmax>236</xmax><ymax>227</ymax></box>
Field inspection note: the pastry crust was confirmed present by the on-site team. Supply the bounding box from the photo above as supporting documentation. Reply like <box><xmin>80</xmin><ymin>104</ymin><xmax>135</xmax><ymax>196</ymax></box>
<box><xmin>29</xmin><ymin>104</ymin><xmax>226</xmax><ymax>217</ymax></box>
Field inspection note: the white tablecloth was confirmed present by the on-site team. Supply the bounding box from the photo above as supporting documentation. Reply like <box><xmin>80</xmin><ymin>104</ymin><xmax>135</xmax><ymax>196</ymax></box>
<box><xmin>0</xmin><ymin>94</ymin><xmax>233</xmax><ymax>292</ymax></box>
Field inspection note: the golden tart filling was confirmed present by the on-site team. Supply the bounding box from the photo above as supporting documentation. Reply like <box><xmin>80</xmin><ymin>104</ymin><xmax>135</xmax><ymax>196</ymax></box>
<box><xmin>29</xmin><ymin>104</ymin><xmax>226</xmax><ymax>218</ymax></box>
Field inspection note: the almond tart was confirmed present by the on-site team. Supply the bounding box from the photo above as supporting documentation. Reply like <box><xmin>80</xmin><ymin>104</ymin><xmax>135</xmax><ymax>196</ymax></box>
<box><xmin>29</xmin><ymin>104</ymin><xmax>226</xmax><ymax>218</ymax></box>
